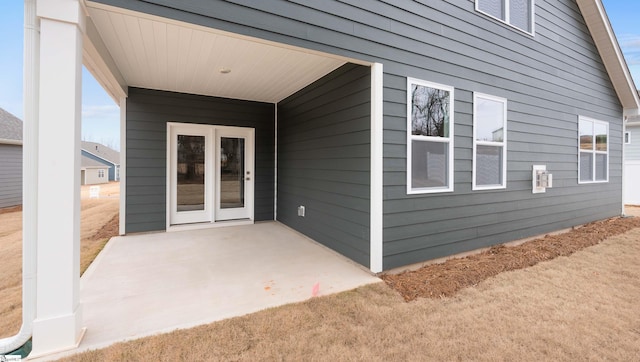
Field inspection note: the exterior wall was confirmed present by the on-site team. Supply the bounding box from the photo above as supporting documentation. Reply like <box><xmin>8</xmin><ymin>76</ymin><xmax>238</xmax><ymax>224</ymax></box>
<box><xmin>625</xmin><ymin>125</ymin><xmax>640</xmax><ymax>204</ymax></box>
<box><xmin>104</xmin><ymin>0</ymin><xmax>624</xmax><ymax>269</ymax></box>
<box><xmin>625</xmin><ymin>125</ymin><xmax>640</xmax><ymax>160</ymax></box>
<box><xmin>81</xmin><ymin>150</ymin><xmax>117</xmax><ymax>181</ymax></box>
<box><xmin>0</xmin><ymin>144</ymin><xmax>22</xmax><ymax>208</ymax></box>
<box><xmin>83</xmin><ymin>168</ymin><xmax>109</xmax><ymax>185</ymax></box>
<box><xmin>377</xmin><ymin>1</ymin><xmax>623</xmax><ymax>269</ymax></box>
<box><xmin>126</xmin><ymin>87</ymin><xmax>275</xmax><ymax>233</ymax></box>
<box><xmin>278</xmin><ymin>63</ymin><xmax>371</xmax><ymax>267</ymax></box>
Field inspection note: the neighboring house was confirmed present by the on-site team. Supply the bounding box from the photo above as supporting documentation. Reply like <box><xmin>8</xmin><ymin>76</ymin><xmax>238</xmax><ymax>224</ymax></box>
<box><xmin>15</xmin><ymin>0</ymin><xmax>640</xmax><ymax>355</ymax></box>
<box><xmin>81</xmin><ymin>141</ymin><xmax>120</xmax><ymax>182</ymax></box>
<box><xmin>0</xmin><ymin>108</ymin><xmax>22</xmax><ymax>209</ymax></box>
<box><xmin>625</xmin><ymin>114</ymin><xmax>640</xmax><ymax>204</ymax></box>
<box><xmin>80</xmin><ymin>154</ymin><xmax>109</xmax><ymax>185</ymax></box>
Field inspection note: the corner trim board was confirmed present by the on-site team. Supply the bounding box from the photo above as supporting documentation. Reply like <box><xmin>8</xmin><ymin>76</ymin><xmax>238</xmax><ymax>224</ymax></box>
<box><xmin>370</xmin><ymin>63</ymin><xmax>383</xmax><ymax>273</ymax></box>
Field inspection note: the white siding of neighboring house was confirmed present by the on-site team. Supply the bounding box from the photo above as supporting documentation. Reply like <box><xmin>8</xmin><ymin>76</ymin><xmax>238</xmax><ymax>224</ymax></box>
<box><xmin>83</xmin><ymin>168</ymin><xmax>109</xmax><ymax>185</ymax></box>
<box><xmin>625</xmin><ymin>124</ymin><xmax>640</xmax><ymax>205</ymax></box>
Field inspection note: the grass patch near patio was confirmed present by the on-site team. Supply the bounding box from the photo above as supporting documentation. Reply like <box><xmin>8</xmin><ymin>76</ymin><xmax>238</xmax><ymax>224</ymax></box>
<box><xmin>0</xmin><ymin>182</ymin><xmax>120</xmax><ymax>339</ymax></box>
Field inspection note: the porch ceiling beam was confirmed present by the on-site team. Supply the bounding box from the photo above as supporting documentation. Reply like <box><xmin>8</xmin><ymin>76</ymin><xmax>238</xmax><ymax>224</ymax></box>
<box><xmin>83</xmin><ymin>14</ymin><xmax>127</xmax><ymax>102</ymax></box>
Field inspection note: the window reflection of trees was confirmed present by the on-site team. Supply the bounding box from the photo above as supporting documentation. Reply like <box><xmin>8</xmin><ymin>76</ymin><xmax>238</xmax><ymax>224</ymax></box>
<box><xmin>177</xmin><ymin>135</ymin><xmax>205</xmax><ymax>183</ymax></box>
<box><xmin>411</xmin><ymin>85</ymin><xmax>449</xmax><ymax>137</ymax></box>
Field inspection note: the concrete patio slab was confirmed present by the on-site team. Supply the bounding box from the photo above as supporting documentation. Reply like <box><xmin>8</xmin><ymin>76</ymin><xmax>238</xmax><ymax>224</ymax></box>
<box><xmin>35</xmin><ymin>222</ymin><xmax>380</xmax><ymax>360</ymax></box>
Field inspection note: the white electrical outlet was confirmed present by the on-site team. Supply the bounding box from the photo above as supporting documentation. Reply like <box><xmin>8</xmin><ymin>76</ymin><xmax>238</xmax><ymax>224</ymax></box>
<box><xmin>298</xmin><ymin>205</ymin><xmax>305</xmax><ymax>217</ymax></box>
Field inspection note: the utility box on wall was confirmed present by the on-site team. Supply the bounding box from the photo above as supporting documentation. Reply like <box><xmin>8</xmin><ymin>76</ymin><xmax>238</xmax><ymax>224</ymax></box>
<box><xmin>532</xmin><ymin>165</ymin><xmax>553</xmax><ymax>194</ymax></box>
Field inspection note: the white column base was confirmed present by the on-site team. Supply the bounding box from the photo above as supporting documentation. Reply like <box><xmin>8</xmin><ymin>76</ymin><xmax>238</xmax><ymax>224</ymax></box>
<box><xmin>30</xmin><ymin>306</ymin><xmax>84</xmax><ymax>358</ymax></box>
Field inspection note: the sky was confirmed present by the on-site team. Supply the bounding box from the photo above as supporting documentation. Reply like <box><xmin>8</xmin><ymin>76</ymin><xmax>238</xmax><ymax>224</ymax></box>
<box><xmin>0</xmin><ymin>1</ymin><xmax>639</xmax><ymax>150</ymax></box>
<box><xmin>0</xmin><ymin>2</ymin><xmax>120</xmax><ymax>150</ymax></box>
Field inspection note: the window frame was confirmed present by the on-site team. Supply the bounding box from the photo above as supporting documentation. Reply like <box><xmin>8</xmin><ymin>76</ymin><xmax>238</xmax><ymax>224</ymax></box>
<box><xmin>472</xmin><ymin>93</ymin><xmax>508</xmax><ymax>190</ymax></box>
<box><xmin>624</xmin><ymin>131</ymin><xmax>631</xmax><ymax>144</ymax></box>
<box><xmin>406</xmin><ymin>78</ymin><xmax>455</xmax><ymax>195</ymax></box>
<box><xmin>98</xmin><ymin>169</ymin><xmax>105</xmax><ymax>178</ymax></box>
<box><xmin>475</xmin><ymin>0</ymin><xmax>535</xmax><ymax>36</ymax></box>
<box><xmin>578</xmin><ymin>116</ymin><xmax>609</xmax><ymax>184</ymax></box>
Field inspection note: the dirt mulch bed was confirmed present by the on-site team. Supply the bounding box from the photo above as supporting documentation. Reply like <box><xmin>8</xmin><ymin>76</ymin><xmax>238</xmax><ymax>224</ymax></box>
<box><xmin>90</xmin><ymin>214</ymin><xmax>119</xmax><ymax>241</ymax></box>
<box><xmin>0</xmin><ymin>205</ymin><xmax>21</xmax><ymax>215</ymax></box>
<box><xmin>382</xmin><ymin>216</ymin><xmax>640</xmax><ymax>302</ymax></box>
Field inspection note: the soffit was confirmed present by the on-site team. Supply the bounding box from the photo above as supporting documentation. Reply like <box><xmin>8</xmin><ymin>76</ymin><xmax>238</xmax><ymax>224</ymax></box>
<box><xmin>85</xmin><ymin>3</ymin><xmax>347</xmax><ymax>103</ymax></box>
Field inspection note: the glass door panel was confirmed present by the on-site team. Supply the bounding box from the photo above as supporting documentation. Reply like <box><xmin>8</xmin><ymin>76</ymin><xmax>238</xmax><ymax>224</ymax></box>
<box><xmin>219</xmin><ymin>137</ymin><xmax>245</xmax><ymax>209</ymax></box>
<box><xmin>169</xmin><ymin>125</ymin><xmax>211</xmax><ymax>225</ymax></box>
<box><xmin>177</xmin><ymin>135</ymin><xmax>206</xmax><ymax>211</ymax></box>
<box><xmin>216</xmin><ymin>128</ymin><xmax>253</xmax><ymax>221</ymax></box>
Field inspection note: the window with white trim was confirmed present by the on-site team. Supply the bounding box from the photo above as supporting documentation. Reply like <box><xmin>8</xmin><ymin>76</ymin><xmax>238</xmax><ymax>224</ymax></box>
<box><xmin>473</xmin><ymin>93</ymin><xmax>507</xmax><ymax>189</ymax></box>
<box><xmin>476</xmin><ymin>0</ymin><xmax>534</xmax><ymax>34</ymax></box>
<box><xmin>98</xmin><ymin>169</ymin><xmax>105</xmax><ymax>178</ymax></box>
<box><xmin>578</xmin><ymin>117</ymin><xmax>608</xmax><ymax>183</ymax></box>
<box><xmin>407</xmin><ymin>78</ymin><xmax>454</xmax><ymax>194</ymax></box>
<box><xmin>625</xmin><ymin>131</ymin><xmax>631</xmax><ymax>144</ymax></box>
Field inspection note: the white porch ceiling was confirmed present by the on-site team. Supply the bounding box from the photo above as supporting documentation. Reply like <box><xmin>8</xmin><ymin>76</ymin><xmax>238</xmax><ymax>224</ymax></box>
<box><xmin>85</xmin><ymin>3</ymin><xmax>348</xmax><ymax>103</ymax></box>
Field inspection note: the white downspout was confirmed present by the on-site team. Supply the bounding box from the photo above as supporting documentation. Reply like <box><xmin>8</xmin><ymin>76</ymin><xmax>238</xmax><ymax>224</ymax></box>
<box><xmin>274</xmin><ymin>104</ymin><xmax>277</xmax><ymax>221</ymax></box>
<box><xmin>622</xmin><ymin>115</ymin><xmax>627</xmax><ymax>216</ymax></box>
<box><xmin>0</xmin><ymin>0</ymin><xmax>38</xmax><ymax>353</ymax></box>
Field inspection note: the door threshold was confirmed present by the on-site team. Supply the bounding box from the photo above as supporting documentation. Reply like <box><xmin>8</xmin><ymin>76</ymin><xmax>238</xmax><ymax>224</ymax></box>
<box><xmin>167</xmin><ymin>219</ymin><xmax>254</xmax><ymax>233</ymax></box>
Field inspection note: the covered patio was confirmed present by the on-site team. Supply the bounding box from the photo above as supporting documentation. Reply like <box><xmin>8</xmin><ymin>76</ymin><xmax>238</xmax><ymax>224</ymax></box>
<box><xmin>13</xmin><ymin>0</ymin><xmax>382</xmax><ymax>357</ymax></box>
<box><xmin>43</xmin><ymin>222</ymin><xmax>379</xmax><ymax>360</ymax></box>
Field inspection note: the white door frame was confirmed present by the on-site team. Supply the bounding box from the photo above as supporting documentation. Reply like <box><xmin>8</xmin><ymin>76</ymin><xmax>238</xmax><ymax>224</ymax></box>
<box><xmin>166</xmin><ymin>122</ymin><xmax>255</xmax><ymax>230</ymax></box>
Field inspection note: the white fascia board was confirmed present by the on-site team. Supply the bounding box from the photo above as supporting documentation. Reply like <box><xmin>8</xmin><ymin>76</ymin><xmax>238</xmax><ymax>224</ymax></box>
<box><xmin>0</xmin><ymin>138</ymin><xmax>23</xmax><ymax>145</ymax></box>
<box><xmin>81</xmin><ymin>166</ymin><xmax>106</xmax><ymax>170</ymax></box>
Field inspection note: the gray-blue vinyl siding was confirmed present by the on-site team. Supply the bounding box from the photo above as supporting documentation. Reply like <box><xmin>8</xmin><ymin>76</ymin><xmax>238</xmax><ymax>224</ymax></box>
<box><xmin>125</xmin><ymin>87</ymin><xmax>275</xmax><ymax>233</ymax></box>
<box><xmin>277</xmin><ymin>63</ymin><xmax>371</xmax><ymax>267</ymax></box>
<box><xmin>625</xmin><ymin>125</ymin><xmax>640</xmax><ymax>161</ymax></box>
<box><xmin>104</xmin><ymin>0</ymin><xmax>625</xmax><ymax>269</ymax></box>
<box><xmin>0</xmin><ymin>144</ymin><xmax>22</xmax><ymax>208</ymax></box>
<box><xmin>81</xmin><ymin>150</ymin><xmax>117</xmax><ymax>181</ymax></box>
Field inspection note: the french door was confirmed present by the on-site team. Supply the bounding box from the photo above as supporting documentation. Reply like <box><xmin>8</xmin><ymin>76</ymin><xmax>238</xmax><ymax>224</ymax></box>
<box><xmin>168</xmin><ymin>123</ymin><xmax>254</xmax><ymax>227</ymax></box>
<box><xmin>215</xmin><ymin>128</ymin><xmax>253</xmax><ymax>221</ymax></box>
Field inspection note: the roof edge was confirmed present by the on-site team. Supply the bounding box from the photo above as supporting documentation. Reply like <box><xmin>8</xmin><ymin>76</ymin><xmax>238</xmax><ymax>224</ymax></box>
<box><xmin>576</xmin><ymin>0</ymin><xmax>640</xmax><ymax>113</ymax></box>
<box><xmin>81</xmin><ymin>165</ymin><xmax>109</xmax><ymax>170</ymax></box>
<box><xmin>81</xmin><ymin>149</ymin><xmax>119</xmax><ymax>166</ymax></box>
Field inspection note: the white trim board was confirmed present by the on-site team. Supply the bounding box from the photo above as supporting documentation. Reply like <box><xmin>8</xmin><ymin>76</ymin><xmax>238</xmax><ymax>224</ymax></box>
<box><xmin>370</xmin><ymin>63</ymin><xmax>384</xmax><ymax>273</ymax></box>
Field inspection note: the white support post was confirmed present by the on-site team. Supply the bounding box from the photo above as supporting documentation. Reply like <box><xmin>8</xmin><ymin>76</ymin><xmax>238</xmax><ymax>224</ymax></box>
<box><xmin>30</xmin><ymin>0</ymin><xmax>86</xmax><ymax>356</ymax></box>
<box><xmin>370</xmin><ymin>63</ymin><xmax>383</xmax><ymax>273</ymax></box>
<box><xmin>119</xmin><ymin>97</ymin><xmax>127</xmax><ymax>235</ymax></box>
